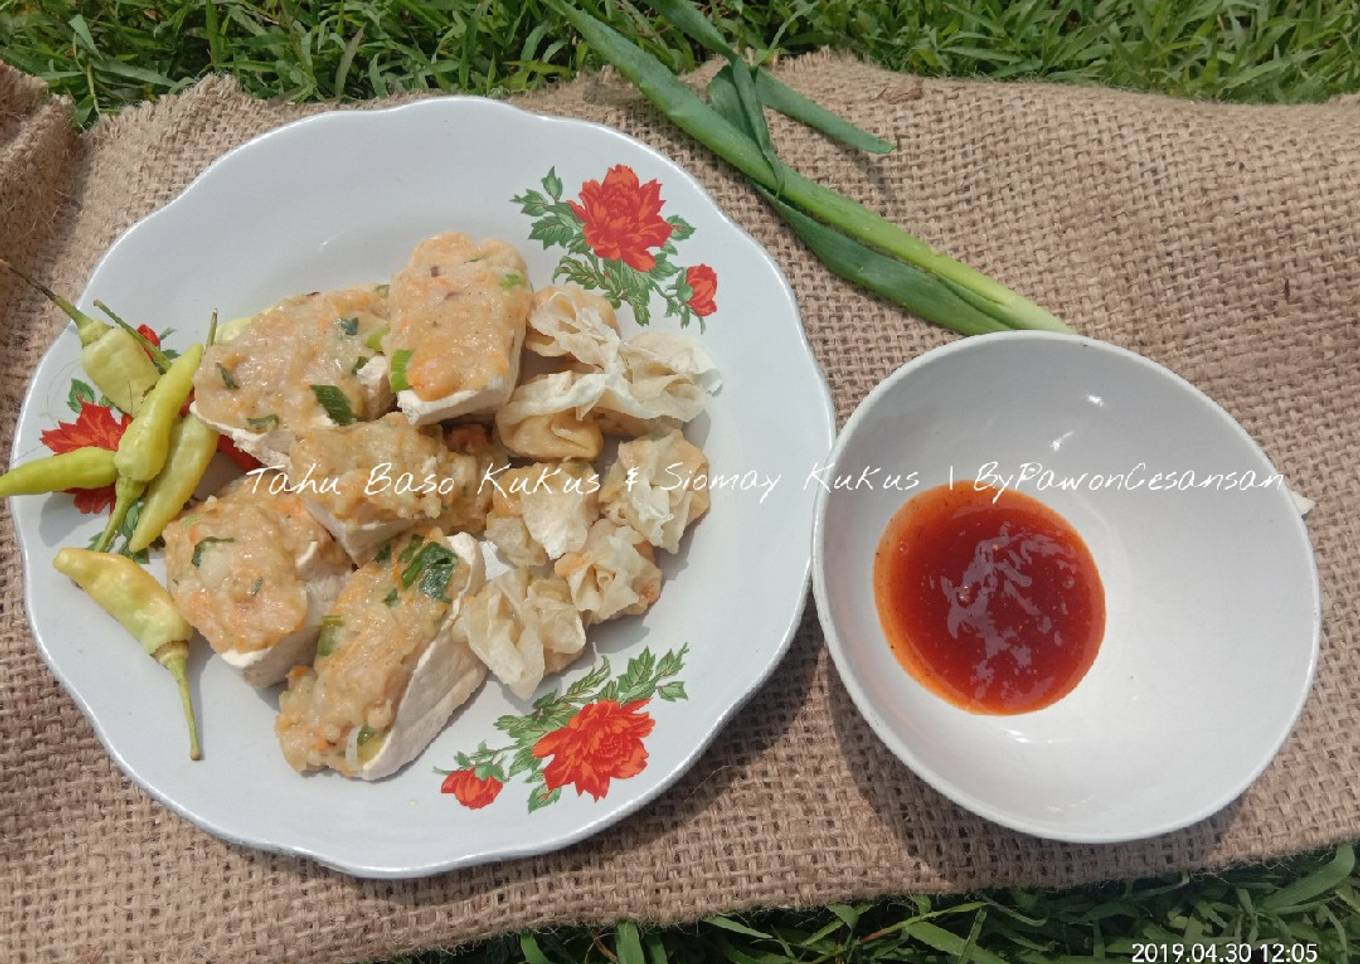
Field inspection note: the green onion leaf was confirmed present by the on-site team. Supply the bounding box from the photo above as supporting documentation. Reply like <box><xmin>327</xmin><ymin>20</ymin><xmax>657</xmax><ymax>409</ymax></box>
<box><xmin>383</xmin><ymin>587</ymin><xmax>399</xmax><ymax>607</ymax></box>
<box><xmin>364</xmin><ymin>325</ymin><xmax>389</xmax><ymax>352</ymax></box>
<box><xmin>500</xmin><ymin>272</ymin><xmax>525</xmax><ymax>289</ymax></box>
<box><xmin>396</xmin><ymin>539</ymin><xmax>459</xmax><ymax>601</ymax></box>
<box><xmin>351</xmin><ymin>355</ymin><xmax>370</xmax><ymax>374</ymax></box>
<box><xmin>216</xmin><ymin>362</ymin><xmax>239</xmax><ymax>390</ymax></box>
<box><xmin>246</xmin><ymin>413</ymin><xmax>280</xmax><ymax>432</ymax></box>
<box><xmin>760</xmin><ymin>188</ymin><xmax>1009</xmax><ymax>336</ymax></box>
<box><xmin>356</xmin><ymin>725</ymin><xmax>377</xmax><ymax>746</ymax></box>
<box><xmin>249</xmin><ymin>577</ymin><xmax>263</xmax><ymax>596</ymax></box>
<box><xmin>643</xmin><ymin>0</ymin><xmax>736</xmax><ymax>57</ymax></box>
<box><xmin>644</xmin><ymin>0</ymin><xmax>891</xmax><ymax>153</ymax></box>
<box><xmin>310</xmin><ymin>384</ymin><xmax>355</xmax><ymax>425</ymax></box>
<box><xmin>374</xmin><ymin>541</ymin><xmax>393</xmax><ymax>565</ymax></box>
<box><xmin>389</xmin><ymin>349</ymin><xmax>413</xmax><ymax>392</ymax></box>
<box><xmin>338</xmin><ymin>316</ymin><xmax>359</xmax><ymax>336</ymax></box>
<box><xmin>755</xmin><ymin>71</ymin><xmax>893</xmax><ymax>154</ymax></box>
<box><xmin>397</xmin><ymin>534</ymin><xmax>424</xmax><ymax>564</ymax></box>
<box><xmin>545</xmin><ymin>0</ymin><xmax>1067</xmax><ymax>335</ymax></box>
<box><xmin>418</xmin><ymin>558</ymin><xmax>456</xmax><ymax>602</ymax></box>
<box><xmin>316</xmin><ymin>614</ymin><xmax>344</xmax><ymax>657</ymax></box>
<box><xmin>191</xmin><ymin>536</ymin><xmax>235</xmax><ymax>567</ymax></box>
<box><xmin>728</xmin><ymin>62</ymin><xmax>785</xmax><ymax>193</ymax></box>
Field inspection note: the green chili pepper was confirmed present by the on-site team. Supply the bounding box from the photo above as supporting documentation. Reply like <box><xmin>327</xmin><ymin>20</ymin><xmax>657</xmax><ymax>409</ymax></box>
<box><xmin>114</xmin><ymin>343</ymin><xmax>204</xmax><ymax>483</ymax></box>
<box><xmin>95</xmin><ymin>475</ymin><xmax>148</xmax><ymax>553</ymax></box>
<box><xmin>128</xmin><ymin>414</ymin><xmax>220</xmax><ymax>552</ymax></box>
<box><xmin>95</xmin><ymin>300</ymin><xmax>172</xmax><ymax>373</ymax></box>
<box><xmin>0</xmin><ymin>260</ymin><xmax>160</xmax><ymax>414</ymax></box>
<box><xmin>53</xmin><ymin>548</ymin><xmax>201</xmax><ymax>760</ymax></box>
<box><xmin>95</xmin><ymin>343</ymin><xmax>204</xmax><ymax>552</ymax></box>
<box><xmin>0</xmin><ymin>447</ymin><xmax>117</xmax><ymax>496</ymax></box>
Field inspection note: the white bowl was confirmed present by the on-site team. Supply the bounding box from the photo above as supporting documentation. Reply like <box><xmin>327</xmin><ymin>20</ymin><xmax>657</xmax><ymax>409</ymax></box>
<box><xmin>812</xmin><ymin>332</ymin><xmax>1320</xmax><ymax>842</ymax></box>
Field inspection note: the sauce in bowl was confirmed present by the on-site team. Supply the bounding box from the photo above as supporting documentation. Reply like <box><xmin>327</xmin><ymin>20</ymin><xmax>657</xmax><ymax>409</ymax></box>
<box><xmin>873</xmin><ymin>484</ymin><xmax>1104</xmax><ymax>714</ymax></box>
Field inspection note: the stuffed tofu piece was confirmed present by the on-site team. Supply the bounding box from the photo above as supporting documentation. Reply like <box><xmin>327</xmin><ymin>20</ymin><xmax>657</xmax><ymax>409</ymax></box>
<box><xmin>275</xmin><ymin>529</ymin><xmax>486</xmax><ymax>779</ymax></box>
<box><xmin>162</xmin><ymin>473</ymin><xmax>352</xmax><ymax>687</ymax></box>
<box><xmin>192</xmin><ymin>286</ymin><xmax>393</xmax><ymax>464</ymax></box>
<box><xmin>287</xmin><ymin>412</ymin><xmax>483</xmax><ymax>561</ymax></box>
<box><xmin>388</xmin><ymin>233</ymin><xmax>533</xmax><ymax>424</ymax></box>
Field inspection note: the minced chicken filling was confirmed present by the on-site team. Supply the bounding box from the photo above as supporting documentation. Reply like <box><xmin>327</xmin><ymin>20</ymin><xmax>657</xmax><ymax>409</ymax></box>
<box><xmin>163</xmin><ymin>474</ymin><xmax>348</xmax><ymax>654</ymax></box>
<box><xmin>288</xmin><ymin>412</ymin><xmax>475</xmax><ymax>529</ymax></box>
<box><xmin>194</xmin><ymin>286</ymin><xmax>389</xmax><ymax>436</ymax></box>
<box><xmin>387</xmin><ymin>233</ymin><xmax>532</xmax><ymax>400</ymax></box>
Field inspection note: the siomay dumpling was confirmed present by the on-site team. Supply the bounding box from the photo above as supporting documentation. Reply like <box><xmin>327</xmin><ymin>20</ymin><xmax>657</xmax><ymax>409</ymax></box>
<box><xmin>275</xmin><ymin>529</ymin><xmax>485</xmax><ymax>780</ymax></box>
<box><xmin>524</xmin><ymin>285</ymin><xmax>620</xmax><ymax>369</ymax></box>
<box><xmin>600</xmin><ymin>429</ymin><xmax>710</xmax><ymax>553</ymax></box>
<box><xmin>494</xmin><ymin>290</ymin><xmax>720</xmax><ymax>456</ymax></box>
<box><xmin>388</xmin><ymin>233</ymin><xmax>533</xmax><ymax>424</ymax></box>
<box><xmin>484</xmin><ymin>460</ymin><xmax>601</xmax><ymax>566</ymax></box>
<box><xmin>595</xmin><ymin>331</ymin><xmax>720</xmax><ymax>432</ymax></box>
<box><xmin>494</xmin><ymin>370</ymin><xmax>605</xmax><ymax>461</ymax></box>
<box><xmin>553</xmin><ymin>519</ymin><xmax>663</xmax><ymax>625</ymax></box>
<box><xmin>454</xmin><ymin>566</ymin><xmax>587</xmax><ymax>700</ymax></box>
<box><xmin>162</xmin><ymin>472</ymin><xmax>353</xmax><ymax>687</ymax></box>
<box><xmin>192</xmin><ymin>286</ymin><xmax>393</xmax><ymax>465</ymax></box>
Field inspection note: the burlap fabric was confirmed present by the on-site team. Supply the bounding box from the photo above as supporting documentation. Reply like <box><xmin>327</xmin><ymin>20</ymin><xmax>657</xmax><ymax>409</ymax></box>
<box><xmin>2</xmin><ymin>52</ymin><xmax>1357</xmax><ymax>962</ymax></box>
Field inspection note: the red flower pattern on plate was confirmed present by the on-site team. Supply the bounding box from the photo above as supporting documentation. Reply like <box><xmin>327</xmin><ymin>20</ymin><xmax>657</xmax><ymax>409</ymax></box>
<box><xmin>440</xmin><ymin>646</ymin><xmax>686</xmax><ymax>812</ymax></box>
<box><xmin>684</xmin><ymin>264</ymin><xmax>718</xmax><ymax>318</ymax></box>
<box><xmin>40</xmin><ymin>401</ymin><xmax>131</xmax><ymax>514</ymax></box>
<box><xmin>568</xmin><ymin>165</ymin><xmax>673</xmax><ymax>272</ymax></box>
<box><xmin>533</xmin><ymin>699</ymin><xmax>656</xmax><ymax>801</ymax></box>
<box><xmin>441</xmin><ymin>770</ymin><xmax>504</xmax><ymax>810</ymax></box>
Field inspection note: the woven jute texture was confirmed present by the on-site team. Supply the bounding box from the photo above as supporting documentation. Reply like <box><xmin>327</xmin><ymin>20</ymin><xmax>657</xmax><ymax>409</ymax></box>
<box><xmin>2</xmin><ymin>53</ymin><xmax>1358</xmax><ymax>962</ymax></box>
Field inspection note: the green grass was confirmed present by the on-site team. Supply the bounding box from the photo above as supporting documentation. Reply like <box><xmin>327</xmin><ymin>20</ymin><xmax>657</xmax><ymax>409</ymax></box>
<box><xmin>3</xmin><ymin>3</ymin><xmax>1358</xmax><ymax>961</ymax></box>
<box><xmin>397</xmin><ymin>845</ymin><xmax>1359</xmax><ymax>963</ymax></box>
<box><xmin>1</xmin><ymin>1</ymin><xmax>1358</xmax><ymax>126</ymax></box>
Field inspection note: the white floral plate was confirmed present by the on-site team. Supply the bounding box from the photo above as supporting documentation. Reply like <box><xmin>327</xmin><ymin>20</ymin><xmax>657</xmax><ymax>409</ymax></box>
<box><xmin>11</xmin><ymin>98</ymin><xmax>835</xmax><ymax>878</ymax></box>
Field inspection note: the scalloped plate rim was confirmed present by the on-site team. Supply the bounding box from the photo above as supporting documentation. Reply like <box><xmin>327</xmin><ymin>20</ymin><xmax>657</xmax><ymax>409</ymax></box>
<box><xmin>13</xmin><ymin>95</ymin><xmax>835</xmax><ymax>878</ymax></box>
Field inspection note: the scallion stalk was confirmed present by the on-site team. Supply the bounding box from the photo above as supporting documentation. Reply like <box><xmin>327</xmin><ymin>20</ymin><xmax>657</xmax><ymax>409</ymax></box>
<box><xmin>546</xmin><ymin>0</ymin><xmax>1071</xmax><ymax>335</ymax></box>
<box><xmin>644</xmin><ymin>0</ymin><xmax>893</xmax><ymax>154</ymax></box>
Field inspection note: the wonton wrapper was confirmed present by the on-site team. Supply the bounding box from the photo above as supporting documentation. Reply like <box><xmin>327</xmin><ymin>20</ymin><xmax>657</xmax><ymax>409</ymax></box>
<box><xmin>595</xmin><ymin>331</ymin><xmax>721</xmax><ymax>429</ymax></box>
<box><xmin>553</xmin><ymin>519</ymin><xmax>663</xmax><ymax>625</ymax></box>
<box><xmin>494</xmin><ymin>370</ymin><xmax>606</xmax><ymax>460</ymax></box>
<box><xmin>525</xmin><ymin>286</ymin><xmax>620</xmax><ymax>369</ymax></box>
<box><xmin>485</xmin><ymin>460</ymin><xmax>601</xmax><ymax>566</ymax></box>
<box><xmin>600</xmin><ymin>430</ymin><xmax>710</xmax><ymax>554</ymax></box>
<box><xmin>455</xmin><ymin>567</ymin><xmax>587</xmax><ymax>699</ymax></box>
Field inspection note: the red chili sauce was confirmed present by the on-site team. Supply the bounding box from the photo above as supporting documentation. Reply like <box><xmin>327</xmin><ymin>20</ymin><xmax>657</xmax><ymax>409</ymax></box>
<box><xmin>873</xmin><ymin>484</ymin><xmax>1105</xmax><ymax>714</ymax></box>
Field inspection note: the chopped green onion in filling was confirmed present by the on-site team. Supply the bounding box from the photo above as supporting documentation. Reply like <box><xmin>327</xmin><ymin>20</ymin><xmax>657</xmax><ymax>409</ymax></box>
<box><xmin>191</xmin><ymin>536</ymin><xmax>235</xmax><ymax>567</ymax></box>
<box><xmin>316</xmin><ymin>614</ymin><xmax>344</xmax><ymax>657</ymax></box>
<box><xmin>388</xmin><ymin>349</ymin><xmax>413</xmax><ymax>392</ymax></box>
<box><xmin>310</xmin><ymin>384</ymin><xmax>355</xmax><ymax>425</ymax></box>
